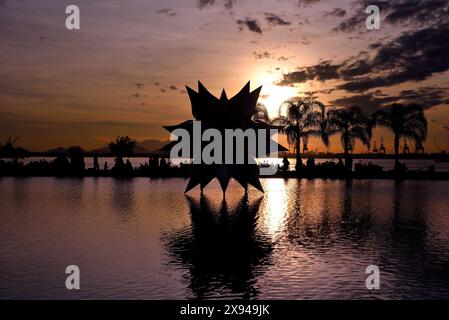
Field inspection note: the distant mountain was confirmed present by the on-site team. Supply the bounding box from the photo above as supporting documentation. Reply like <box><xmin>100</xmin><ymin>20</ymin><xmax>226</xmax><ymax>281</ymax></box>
<box><xmin>137</xmin><ymin>139</ymin><xmax>169</xmax><ymax>152</ymax></box>
<box><xmin>45</xmin><ymin>147</ymin><xmax>86</xmax><ymax>154</ymax></box>
<box><xmin>88</xmin><ymin>139</ymin><xmax>167</xmax><ymax>155</ymax></box>
<box><xmin>43</xmin><ymin>139</ymin><xmax>167</xmax><ymax>155</ymax></box>
<box><xmin>88</xmin><ymin>146</ymin><xmax>110</xmax><ymax>154</ymax></box>
<box><xmin>89</xmin><ymin>145</ymin><xmax>149</xmax><ymax>155</ymax></box>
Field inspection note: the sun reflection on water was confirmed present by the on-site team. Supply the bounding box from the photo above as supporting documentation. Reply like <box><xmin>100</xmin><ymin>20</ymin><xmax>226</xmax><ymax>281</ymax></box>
<box><xmin>262</xmin><ymin>179</ymin><xmax>289</xmax><ymax>239</ymax></box>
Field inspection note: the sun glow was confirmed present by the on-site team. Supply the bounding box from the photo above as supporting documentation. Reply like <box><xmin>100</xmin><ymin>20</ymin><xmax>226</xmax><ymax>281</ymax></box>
<box><xmin>263</xmin><ymin>179</ymin><xmax>289</xmax><ymax>239</ymax></box>
<box><xmin>254</xmin><ymin>75</ymin><xmax>299</xmax><ymax>119</ymax></box>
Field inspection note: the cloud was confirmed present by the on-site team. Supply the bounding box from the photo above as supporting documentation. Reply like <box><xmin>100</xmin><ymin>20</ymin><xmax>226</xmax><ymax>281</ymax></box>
<box><xmin>325</xmin><ymin>8</ymin><xmax>347</xmax><ymax>18</ymax></box>
<box><xmin>169</xmin><ymin>85</ymin><xmax>178</xmax><ymax>90</ymax></box>
<box><xmin>279</xmin><ymin>23</ymin><xmax>449</xmax><ymax>93</ymax></box>
<box><xmin>331</xmin><ymin>93</ymin><xmax>398</xmax><ymax>114</ymax></box>
<box><xmin>335</xmin><ymin>0</ymin><xmax>449</xmax><ymax>32</ymax></box>
<box><xmin>278</xmin><ymin>61</ymin><xmax>340</xmax><ymax>85</ymax></box>
<box><xmin>297</xmin><ymin>0</ymin><xmax>321</xmax><ymax>7</ymax></box>
<box><xmin>331</xmin><ymin>86</ymin><xmax>449</xmax><ymax>114</ymax></box>
<box><xmin>154</xmin><ymin>82</ymin><xmax>160</xmax><ymax>86</ymax></box>
<box><xmin>443</xmin><ymin>125</ymin><xmax>449</xmax><ymax>131</ymax></box>
<box><xmin>156</xmin><ymin>8</ymin><xmax>176</xmax><ymax>17</ymax></box>
<box><xmin>397</xmin><ymin>86</ymin><xmax>449</xmax><ymax>109</ymax></box>
<box><xmin>278</xmin><ymin>56</ymin><xmax>289</xmax><ymax>61</ymax></box>
<box><xmin>236</xmin><ymin>18</ymin><xmax>262</xmax><ymax>34</ymax></box>
<box><xmin>135</xmin><ymin>82</ymin><xmax>144</xmax><ymax>89</ymax></box>
<box><xmin>265</xmin><ymin>13</ymin><xmax>291</xmax><ymax>26</ymax></box>
<box><xmin>277</xmin><ymin>70</ymin><xmax>308</xmax><ymax>86</ymax></box>
<box><xmin>253</xmin><ymin>51</ymin><xmax>272</xmax><ymax>59</ymax></box>
<box><xmin>338</xmin><ymin>23</ymin><xmax>449</xmax><ymax>92</ymax></box>
<box><xmin>197</xmin><ymin>0</ymin><xmax>236</xmax><ymax>10</ymax></box>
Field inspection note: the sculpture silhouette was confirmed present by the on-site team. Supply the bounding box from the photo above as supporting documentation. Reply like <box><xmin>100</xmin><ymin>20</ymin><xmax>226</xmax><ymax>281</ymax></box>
<box><xmin>163</xmin><ymin>195</ymin><xmax>272</xmax><ymax>298</ymax></box>
<box><xmin>161</xmin><ymin>81</ymin><xmax>287</xmax><ymax>194</ymax></box>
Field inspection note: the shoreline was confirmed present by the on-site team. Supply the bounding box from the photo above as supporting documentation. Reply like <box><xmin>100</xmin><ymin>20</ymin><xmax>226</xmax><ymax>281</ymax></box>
<box><xmin>2</xmin><ymin>171</ymin><xmax>449</xmax><ymax>180</ymax></box>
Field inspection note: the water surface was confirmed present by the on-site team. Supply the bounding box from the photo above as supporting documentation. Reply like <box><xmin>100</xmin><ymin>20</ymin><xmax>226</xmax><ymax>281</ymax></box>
<box><xmin>1</xmin><ymin>177</ymin><xmax>449</xmax><ymax>299</ymax></box>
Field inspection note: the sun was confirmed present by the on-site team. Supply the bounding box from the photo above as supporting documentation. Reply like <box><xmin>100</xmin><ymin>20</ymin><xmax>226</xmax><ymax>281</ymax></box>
<box><xmin>260</xmin><ymin>84</ymin><xmax>298</xmax><ymax>117</ymax></box>
<box><xmin>253</xmin><ymin>75</ymin><xmax>299</xmax><ymax>118</ymax></box>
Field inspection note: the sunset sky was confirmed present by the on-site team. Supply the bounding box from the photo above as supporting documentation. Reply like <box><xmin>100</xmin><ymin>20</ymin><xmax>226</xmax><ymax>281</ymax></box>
<box><xmin>1</xmin><ymin>0</ymin><xmax>448</xmax><ymax>152</ymax></box>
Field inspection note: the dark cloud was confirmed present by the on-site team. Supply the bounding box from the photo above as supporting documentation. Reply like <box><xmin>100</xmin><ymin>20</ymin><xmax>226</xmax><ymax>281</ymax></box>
<box><xmin>132</xmin><ymin>93</ymin><xmax>140</xmax><ymax>98</ymax></box>
<box><xmin>253</xmin><ymin>51</ymin><xmax>272</xmax><ymax>59</ymax></box>
<box><xmin>160</xmin><ymin>88</ymin><xmax>166</xmax><ymax>93</ymax></box>
<box><xmin>156</xmin><ymin>8</ymin><xmax>176</xmax><ymax>17</ymax></box>
<box><xmin>265</xmin><ymin>13</ymin><xmax>291</xmax><ymax>26</ymax></box>
<box><xmin>332</xmin><ymin>86</ymin><xmax>449</xmax><ymax>114</ymax></box>
<box><xmin>278</xmin><ymin>56</ymin><xmax>289</xmax><ymax>61</ymax></box>
<box><xmin>236</xmin><ymin>18</ymin><xmax>262</xmax><ymax>34</ymax></box>
<box><xmin>332</xmin><ymin>93</ymin><xmax>398</xmax><ymax>114</ymax></box>
<box><xmin>277</xmin><ymin>70</ymin><xmax>308</xmax><ymax>86</ymax></box>
<box><xmin>169</xmin><ymin>85</ymin><xmax>178</xmax><ymax>90</ymax></box>
<box><xmin>306</xmin><ymin>61</ymin><xmax>340</xmax><ymax>81</ymax></box>
<box><xmin>397</xmin><ymin>86</ymin><xmax>449</xmax><ymax>109</ymax></box>
<box><xmin>197</xmin><ymin>0</ymin><xmax>236</xmax><ymax>10</ymax></box>
<box><xmin>280</xmin><ymin>23</ymin><xmax>449</xmax><ymax>94</ymax></box>
<box><xmin>338</xmin><ymin>23</ymin><xmax>449</xmax><ymax>92</ymax></box>
<box><xmin>278</xmin><ymin>61</ymin><xmax>340</xmax><ymax>85</ymax></box>
<box><xmin>443</xmin><ymin>125</ymin><xmax>449</xmax><ymax>131</ymax></box>
<box><xmin>297</xmin><ymin>0</ymin><xmax>321</xmax><ymax>7</ymax></box>
<box><xmin>325</xmin><ymin>8</ymin><xmax>346</xmax><ymax>18</ymax></box>
<box><xmin>335</xmin><ymin>0</ymin><xmax>449</xmax><ymax>32</ymax></box>
<box><xmin>154</xmin><ymin>82</ymin><xmax>160</xmax><ymax>86</ymax></box>
<box><xmin>135</xmin><ymin>83</ymin><xmax>144</xmax><ymax>89</ymax></box>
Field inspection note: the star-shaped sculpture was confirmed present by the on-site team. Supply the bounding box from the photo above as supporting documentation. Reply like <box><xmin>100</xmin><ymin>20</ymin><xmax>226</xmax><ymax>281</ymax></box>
<box><xmin>161</xmin><ymin>81</ymin><xmax>287</xmax><ymax>194</ymax></box>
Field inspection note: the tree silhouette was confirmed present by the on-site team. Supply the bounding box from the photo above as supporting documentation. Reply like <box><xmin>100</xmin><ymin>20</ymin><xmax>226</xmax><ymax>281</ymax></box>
<box><xmin>328</xmin><ymin>106</ymin><xmax>371</xmax><ymax>171</ymax></box>
<box><xmin>108</xmin><ymin>135</ymin><xmax>137</xmax><ymax>158</ymax></box>
<box><xmin>0</xmin><ymin>137</ymin><xmax>29</xmax><ymax>159</ymax></box>
<box><xmin>252</xmin><ymin>102</ymin><xmax>271</xmax><ymax>123</ymax></box>
<box><xmin>371</xmin><ymin>103</ymin><xmax>427</xmax><ymax>170</ymax></box>
<box><xmin>272</xmin><ymin>99</ymin><xmax>327</xmax><ymax>171</ymax></box>
<box><xmin>67</xmin><ymin>146</ymin><xmax>85</xmax><ymax>174</ymax></box>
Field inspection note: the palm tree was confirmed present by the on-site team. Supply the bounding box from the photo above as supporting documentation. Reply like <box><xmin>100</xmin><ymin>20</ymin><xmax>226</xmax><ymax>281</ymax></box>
<box><xmin>108</xmin><ymin>135</ymin><xmax>137</xmax><ymax>159</ymax></box>
<box><xmin>328</xmin><ymin>106</ymin><xmax>371</xmax><ymax>171</ymax></box>
<box><xmin>272</xmin><ymin>99</ymin><xmax>326</xmax><ymax>171</ymax></box>
<box><xmin>252</xmin><ymin>102</ymin><xmax>271</xmax><ymax>123</ymax></box>
<box><xmin>371</xmin><ymin>103</ymin><xmax>427</xmax><ymax>170</ymax></box>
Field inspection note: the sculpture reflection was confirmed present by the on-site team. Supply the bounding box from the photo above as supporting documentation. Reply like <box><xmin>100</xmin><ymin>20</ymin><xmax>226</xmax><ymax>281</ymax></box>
<box><xmin>163</xmin><ymin>194</ymin><xmax>273</xmax><ymax>299</ymax></box>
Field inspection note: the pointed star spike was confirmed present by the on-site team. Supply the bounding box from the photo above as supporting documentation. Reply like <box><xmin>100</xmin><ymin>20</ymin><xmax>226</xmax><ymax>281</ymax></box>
<box><xmin>233</xmin><ymin>172</ymin><xmax>248</xmax><ymax>191</ymax></box>
<box><xmin>220</xmin><ymin>89</ymin><xmax>228</xmax><ymax>101</ymax></box>
<box><xmin>216</xmin><ymin>165</ymin><xmax>233</xmax><ymax>194</ymax></box>
<box><xmin>198</xmin><ymin>81</ymin><xmax>214</xmax><ymax>97</ymax></box>
<box><xmin>244</xmin><ymin>81</ymin><xmax>251</xmax><ymax>92</ymax></box>
<box><xmin>200</xmin><ymin>167</ymin><xmax>216</xmax><ymax>190</ymax></box>
<box><xmin>248</xmin><ymin>177</ymin><xmax>264</xmax><ymax>193</ymax></box>
<box><xmin>186</xmin><ymin>85</ymin><xmax>198</xmax><ymax>98</ymax></box>
<box><xmin>250</xmin><ymin>85</ymin><xmax>263</xmax><ymax>99</ymax></box>
<box><xmin>185</xmin><ymin>176</ymin><xmax>201</xmax><ymax>193</ymax></box>
<box><xmin>244</xmin><ymin>85</ymin><xmax>263</xmax><ymax>117</ymax></box>
<box><xmin>230</xmin><ymin>81</ymin><xmax>251</xmax><ymax>101</ymax></box>
<box><xmin>244</xmin><ymin>166</ymin><xmax>264</xmax><ymax>193</ymax></box>
<box><xmin>187</xmin><ymin>85</ymin><xmax>209</xmax><ymax>120</ymax></box>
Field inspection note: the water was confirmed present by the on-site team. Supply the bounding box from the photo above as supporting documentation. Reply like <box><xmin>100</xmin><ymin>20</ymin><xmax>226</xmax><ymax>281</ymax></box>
<box><xmin>1</xmin><ymin>177</ymin><xmax>449</xmax><ymax>299</ymax></box>
<box><xmin>7</xmin><ymin>157</ymin><xmax>449</xmax><ymax>172</ymax></box>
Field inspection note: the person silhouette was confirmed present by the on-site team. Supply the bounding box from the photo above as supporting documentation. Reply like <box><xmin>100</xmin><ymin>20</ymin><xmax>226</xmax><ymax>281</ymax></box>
<box><xmin>93</xmin><ymin>156</ymin><xmax>99</xmax><ymax>171</ymax></box>
<box><xmin>104</xmin><ymin>161</ymin><xmax>108</xmax><ymax>171</ymax></box>
<box><xmin>282</xmin><ymin>156</ymin><xmax>290</xmax><ymax>172</ymax></box>
<box><xmin>125</xmin><ymin>159</ymin><xmax>133</xmax><ymax>173</ymax></box>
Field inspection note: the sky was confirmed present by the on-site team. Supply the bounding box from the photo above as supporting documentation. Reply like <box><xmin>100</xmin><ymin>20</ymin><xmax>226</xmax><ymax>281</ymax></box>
<box><xmin>0</xmin><ymin>0</ymin><xmax>448</xmax><ymax>152</ymax></box>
